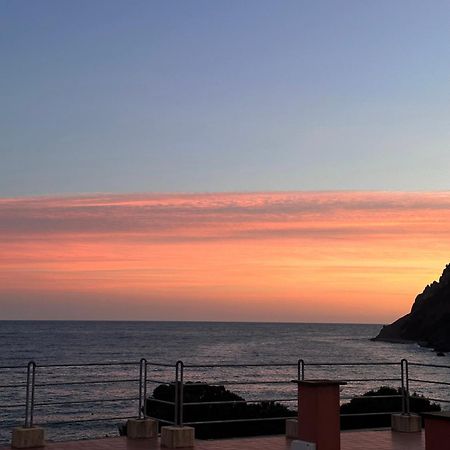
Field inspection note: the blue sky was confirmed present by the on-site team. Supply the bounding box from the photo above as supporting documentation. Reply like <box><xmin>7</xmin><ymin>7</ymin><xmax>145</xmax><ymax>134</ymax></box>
<box><xmin>1</xmin><ymin>0</ymin><xmax>449</xmax><ymax>196</ymax></box>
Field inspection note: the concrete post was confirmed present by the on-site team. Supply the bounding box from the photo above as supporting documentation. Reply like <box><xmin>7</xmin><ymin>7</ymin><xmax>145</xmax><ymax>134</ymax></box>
<box><xmin>286</xmin><ymin>418</ymin><xmax>299</xmax><ymax>438</ymax></box>
<box><xmin>11</xmin><ymin>427</ymin><xmax>45</xmax><ymax>449</ymax></box>
<box><xmin>126</xmin><ymin>418</ymin><xmax>158</xmax><ymax>439</ymax></box>
<box><xmin>161</xmin><ymin>426</ymin><xmax>195</xmax><ymax>448</ymax></box>
<box><xmin>391</xmin><ymin>413</ymin><xmax>421</xmax><ymax>432</ymax></box>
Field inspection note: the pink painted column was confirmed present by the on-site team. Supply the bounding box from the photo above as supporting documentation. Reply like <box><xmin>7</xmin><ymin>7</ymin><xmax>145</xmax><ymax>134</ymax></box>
<box><xmin>293</xmin><ymin>380</ymin><xmax>345</xmax><ymax>450</ymax></box>
<box><xmin>423</xmin><ymin>412</ymin><xmax>450</xmax><ymax>450</ymax></box>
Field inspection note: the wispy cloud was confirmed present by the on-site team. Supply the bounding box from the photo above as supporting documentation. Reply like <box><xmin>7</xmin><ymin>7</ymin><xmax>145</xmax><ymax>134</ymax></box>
<box><xmin>1</xmin><ymin>192</ymin><xmax>449</xmax><ymax>321</ymax></box>
<box><xmin>1</xmin><ymin>191</ymin><xmax>450</xmax><ymax>239</ymax></box>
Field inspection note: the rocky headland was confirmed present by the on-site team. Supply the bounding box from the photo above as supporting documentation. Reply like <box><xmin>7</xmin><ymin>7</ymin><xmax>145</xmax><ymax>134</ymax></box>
<box><xmin>373</xmin><ymin>264</ymin><xmax>450</xmax><ymax>352</ymax></box>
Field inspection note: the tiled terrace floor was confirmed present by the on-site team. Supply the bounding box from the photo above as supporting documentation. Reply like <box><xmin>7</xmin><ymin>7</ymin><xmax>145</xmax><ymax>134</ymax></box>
<box><xmin>1</xmin><ymin>430</ymin><xmax>425</xmax><ymax>450</ymax></box>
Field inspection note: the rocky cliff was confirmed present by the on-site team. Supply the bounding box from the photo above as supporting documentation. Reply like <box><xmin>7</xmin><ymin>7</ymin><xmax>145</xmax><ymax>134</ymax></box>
<box><xmin>373</xmin><ymin>264</ymin><xmax>450</xmax><ymax>352</ymax></box>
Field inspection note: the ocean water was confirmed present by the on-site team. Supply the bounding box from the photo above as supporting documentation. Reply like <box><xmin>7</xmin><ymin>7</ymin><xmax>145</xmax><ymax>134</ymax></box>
<box><xmin>0</xmin><ymin>321</ymin><xmax>448</xmax><ymax>443</ymax></box>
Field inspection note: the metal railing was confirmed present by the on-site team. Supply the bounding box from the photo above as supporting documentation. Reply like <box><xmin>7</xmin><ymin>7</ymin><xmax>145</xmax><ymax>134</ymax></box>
<box><xmin>176</xmin><ymin>360</ymin><xmax>400</xmax><ymax>427</ymax></box>
<box><xmin>408</xmin><ymin>361</ymin><xmax>450</xmax><ymax>405</ymax></box>
<box><xmin>149</xmin><ymin>359</ymin><xmax>450</xmax><ymax>428</ymax></box>
<box><xmin>0</xmin><ymin>358</ymin><xmax>449</xmax><ymax>442</ymax></box>
<box><xmin>0</xmin><ymin>358</ymin><xmax>175</xmax><ymax>444</ymax></box>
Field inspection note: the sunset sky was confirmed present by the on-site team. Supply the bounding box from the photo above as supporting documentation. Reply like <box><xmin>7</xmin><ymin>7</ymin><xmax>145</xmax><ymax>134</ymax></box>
<box><xmin>1</xmin><ymin>2</ymin><xmax>450</xmax><ymax>322</ymax></box>
<box><xmin>1</xmin><ymin>192</ymin><xmax>449</xmax><ymax>322</ymax></box>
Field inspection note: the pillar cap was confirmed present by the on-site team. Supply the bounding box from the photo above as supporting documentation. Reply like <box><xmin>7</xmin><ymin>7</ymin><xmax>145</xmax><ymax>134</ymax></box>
<box><xmin>422</xmin><ymin>412</ymin><xmax>450</xmax><ymax>421</ymax></box>
<box><xmin>291</xmin><ymin>379</ymin><xmax>347</xmax><ymax>386</ymax></box>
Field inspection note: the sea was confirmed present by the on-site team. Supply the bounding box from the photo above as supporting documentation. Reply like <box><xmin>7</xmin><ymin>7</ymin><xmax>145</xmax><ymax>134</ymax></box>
<box><xmin>0</xmin><ymin>321</ymin><xmax>448</xmax><ymax>444</ymax></box>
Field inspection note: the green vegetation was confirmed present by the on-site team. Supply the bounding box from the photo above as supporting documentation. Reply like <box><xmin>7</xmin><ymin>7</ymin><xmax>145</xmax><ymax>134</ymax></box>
<box><xmin>146</xmin><ymin>382</ymin><xmax>294</xmax><ymax>438</ymax></box>
<box><xmin>340</xmin><ymin>386</ymin><xmax>440</xmax><ymax>429</ymax></box>
<box><xmin>119</xmin><ymin>383</ymin><xmax>441</xmax><ymax>439</ymax></box>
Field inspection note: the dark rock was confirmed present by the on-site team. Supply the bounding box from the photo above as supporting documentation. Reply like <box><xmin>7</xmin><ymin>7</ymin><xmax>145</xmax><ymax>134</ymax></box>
<box><xmin>436</xmin><ymin>352</ymin><xmax>445</xmax><ymax>357</ymax></box>
<box><xmin>373</xmin><ymin>264</ymin><xmax>450</xmax><ymax>352</ymax></box>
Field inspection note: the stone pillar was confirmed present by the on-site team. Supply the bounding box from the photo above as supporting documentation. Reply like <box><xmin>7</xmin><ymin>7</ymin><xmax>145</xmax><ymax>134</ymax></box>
<box><xmin>11</xmin><ymin>427</ymin><xmax>45</xmax><ymax>449</ymax></box>
<box><xmin>161</xmin><ymin>426</ymin><xmax>195</xmax><ymax>448</ymax></box>
<box><xmin>126</xmin><ymin>418</ymin><xmax>158</xmax><ymax>439</ymax></box>
<box><xmin>286</xmin><ymin>418</ymin><xmax>299</xmax><ymax>438</ymax></box>
<box><xmin>293</xmin><ymin>380</ymin><xmax>346</xmax><ymax>450</ymax></box>
<box><xmin>391</xmin><ymin>413</ymin><xmax>421</xmax><ymax>432</ymax></box>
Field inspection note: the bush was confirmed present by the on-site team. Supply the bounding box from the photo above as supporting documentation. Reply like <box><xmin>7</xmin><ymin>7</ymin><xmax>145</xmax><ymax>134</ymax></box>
<box><xmin>340</xmin><ymin>386</ymin><xmax>440</xmax><ymax>429</ymax></box>
<box><xmin>146</xmin><ymin>382</ymin><xmax>295</xmax><ymax>438</ymax></box>
<box><xmin>119</xmin><ymin>383</ymin><xmax>441</xmax><ymax>438</ymax></box>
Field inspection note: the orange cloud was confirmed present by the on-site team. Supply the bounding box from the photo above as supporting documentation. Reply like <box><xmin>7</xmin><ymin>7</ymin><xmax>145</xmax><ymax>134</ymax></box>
<box><xmin>1</xmin><ymin>192</ymin><xmax>449</xmax><ymax>322</ymax></box>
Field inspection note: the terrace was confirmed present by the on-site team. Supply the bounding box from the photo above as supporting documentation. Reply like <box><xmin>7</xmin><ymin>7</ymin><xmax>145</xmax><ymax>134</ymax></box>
<box><xmin>0</xmin><ymin>359</ymin><xmax>448</xmax><ymax>449</ymax></box>
<box><xmin>0</xmin><ymin>431</ymin><xmax>426</xmax><ymax>450</ymax></box>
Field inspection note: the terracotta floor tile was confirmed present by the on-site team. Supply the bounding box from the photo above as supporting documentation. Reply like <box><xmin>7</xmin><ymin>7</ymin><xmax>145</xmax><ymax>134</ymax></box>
<box><xmin>0</xmin><ymin>430</ymin><xmax>425</xmax><ymax>450</ymax></box>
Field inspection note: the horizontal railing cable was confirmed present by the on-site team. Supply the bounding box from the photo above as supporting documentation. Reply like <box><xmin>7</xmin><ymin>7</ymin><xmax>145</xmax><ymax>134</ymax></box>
<box><xmin>33</xmin><ymin>397</ymin><xmax>139</xmax><ymax>407</ymax></box>
<box><xmin>184</xmin><ymin>416</ymin><xmax>298</xmax><ymax>425</ymax></box>
<box><xmin>408</xmin><ymin>362</ymin><xmax>450</xmax><ymax>369</ymax></box>
<box><xmin>40</xmin><ymin>415</ymin><xmax>136</xmax><ymax>426</ymax></box>
<box><xmin>408</xmin><ymin>378</ymin><xmax>450</xmax><ymax>386</ymax></box>
<box><xmin>34</xmin><ymin>378</ymin><xmax>139</xmax><ymax>387</ymax></box>
<box><xmin>182</xmin><ymin>398</ymin><xmax>297</xmax><ymax>406</ymax></box>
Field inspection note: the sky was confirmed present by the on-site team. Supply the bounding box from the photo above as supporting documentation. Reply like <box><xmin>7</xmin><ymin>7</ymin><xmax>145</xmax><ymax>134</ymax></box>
<box><xmin>1</xmin><ymin>192</ymin><xmax>449</xmax><ymax>322</ymax></box>
<box><xmin>1</xmin><ymin>0</ymin><xmax>450</xmax><ymax>195</ymax></box>
<box><xmin>1</xmin><ymin>2</ymin><xmax>450</xmax><ymax>322</ymax></box>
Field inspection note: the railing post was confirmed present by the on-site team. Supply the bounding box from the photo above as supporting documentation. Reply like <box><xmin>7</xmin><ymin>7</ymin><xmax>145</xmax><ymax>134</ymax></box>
<box><xmin>143</xmin><ymin>359</ymin><xmax>148</xmax><ymax>418</ymax></box>
<box><xmin>174</xmin><ymin>360</ymin><xmax>184</xmax><ymax>427</ymax></box>
<box><xmin>160</xmin><ymin>360</ymin><xmax>193</xmax><ymax>448</ymax></box>
<box><xmin>297</xmin><ymin>359</ymin><xmax>305</xmax><ymax>381</ymax></box>
<box><xmin>392</xmin><ymin>358</ymin><xmax>420</xmax><ymax>432</ymax></box>
<box><xmin>174</xmin><ymin>361</ymin><xmax>180</xmax><ymax>426</ymax></box>
<box><xmin>127</xmin><ymin>359</ymin><xmax>157</xmax><ymax>438</ymax></box>
<box><xmin>404</xmin><ymin>359</ymin><xmax>410</xmax><ymax>415</ymax></box>
<box><xmin>138</xmin><ymin>358</ymin><xmax>147</xmax><ymax>419</ymax></box>
<box><xmin>24</xmin><ymin>361</ymin><xmax>36</xmax><ymax>428</ymax></box>
<box><xmin>12</xmin><ymin>360</ymin><xmax>45</xmax><ymax>448</ymax></box>
<box><xmin>179</xmin><ymin>361</ymin><xmax>184</xmax><ymax>427</ymax></box>
<box><xmin>400</xmin><ymin>359</ymin><xmax>405</xmax><ymax>414</ymax></box>
<box><xmin>400</xmin><ymin>359</ymin><xmax>410</xmax><ymax>415</ymax></box>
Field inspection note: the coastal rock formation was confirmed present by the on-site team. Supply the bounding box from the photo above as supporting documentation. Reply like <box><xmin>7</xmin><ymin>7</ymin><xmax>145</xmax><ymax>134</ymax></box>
<box><xmin>374</xmin><ymin>264</ymin><xmax>450</xmax><ymax>352</ymax></box>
